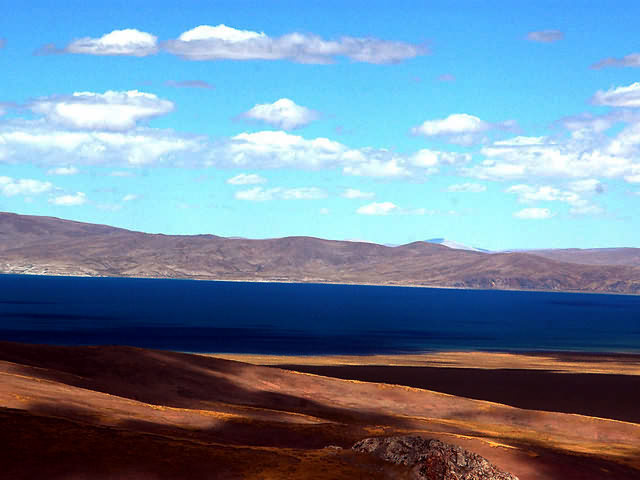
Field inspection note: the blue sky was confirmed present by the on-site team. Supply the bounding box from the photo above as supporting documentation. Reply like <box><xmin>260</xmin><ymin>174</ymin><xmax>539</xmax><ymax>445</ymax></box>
<box><xmin>1</xmin><ymin>0</ymin><xmax>639</xmax><ymax>250</ymax></box>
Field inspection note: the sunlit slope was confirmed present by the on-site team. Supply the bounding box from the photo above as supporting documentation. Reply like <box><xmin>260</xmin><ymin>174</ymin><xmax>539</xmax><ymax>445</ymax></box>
<box><xmin>1</xmin><ymin>211</ymin><xmax>639</xmax><ymax>293</ymax></box>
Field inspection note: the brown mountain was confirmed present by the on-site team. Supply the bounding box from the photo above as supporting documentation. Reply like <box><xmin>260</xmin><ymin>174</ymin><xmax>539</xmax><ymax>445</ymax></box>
<box><xmin>527</xmin><ymin>248</ymin><xmax>640</xmax><ymax>267</ymax></box>
<box><xmin>1</xmin><ymin>211</ymin><xmax>639</xmax><ymax>294</ymax></box>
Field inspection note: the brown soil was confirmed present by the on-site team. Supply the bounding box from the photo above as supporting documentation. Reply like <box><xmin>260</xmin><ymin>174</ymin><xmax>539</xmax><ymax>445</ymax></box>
<box><xmin>1</xmin><ymin>341</ymin><xmax>639</xmax><ymax>479</ymax></box>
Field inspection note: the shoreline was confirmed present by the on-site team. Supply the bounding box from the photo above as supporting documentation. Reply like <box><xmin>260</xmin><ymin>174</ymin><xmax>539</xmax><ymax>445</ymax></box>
<box><xmin>2</xmin><ymin>271</ymin><xmax>639</xmax><ymax>297</ymax></box>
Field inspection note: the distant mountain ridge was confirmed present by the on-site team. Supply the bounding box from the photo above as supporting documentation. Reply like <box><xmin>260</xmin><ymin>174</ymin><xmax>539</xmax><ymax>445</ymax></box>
<box><xmin>1</xmin><ymin>211</ymin><xmax>639</xmax><ymax>294</ymax></box>
<box><xmin>426</xmin><ymin>238</ymin><xmax>491</xmax><ymax>253</ymax></box>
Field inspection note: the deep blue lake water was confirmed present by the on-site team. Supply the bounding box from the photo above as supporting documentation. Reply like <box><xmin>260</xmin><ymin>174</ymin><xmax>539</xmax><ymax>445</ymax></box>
<box><xmin>1</xmin><ymin>274</ymin><xmax>639</xmax><ymax>354</ymax></box>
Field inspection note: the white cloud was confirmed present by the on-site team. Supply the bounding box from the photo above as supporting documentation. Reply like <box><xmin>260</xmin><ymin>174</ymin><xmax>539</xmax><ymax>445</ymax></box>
<box><xmin>225</xmin><ymin>131</ymin><xmax>419</xmax><ymax>178</ymax></box>
<box><xmin>49</xmin><ymin>192</ymin><xmax>86</xmax><ymax>206</ymax></box>
<box><xmin>447</xmin><ymin>183</ymin><xmax>486</xmax><ymax>192</ymax></box>
<box><xmin>506</xmin><ymin>184</ymin><xmax>603</xmax><ymax>216</ymax></box>
<box><xmin>506</xmin><ymin>184</ymin><xmax>567</xmax><ymax>203</ymax></box>
<box><xmin>514</xmin><ymin>207</ymin><xmax>553</xmax><ymax>219</ymax></box>
<box><xmin>568</xmin><ymin>178</ymin><xmax>604</xmax><ymax>193</ymax></box>
<box><xmin>356</xmin><ymin>201</ymin><xmax>398</xmax><ymax>215</ymax></box>
<box><xmin>465</xmin><ymin>122</ymin><xmax>640</xmax><ymax>182</ymax></box>
<box><xmin>226</xmin><ymin>173</ymin><xmax>267</xmax><ymax>185</ymax></box>
<box><xmin>592</xmin><ymin>82</ymin><xmax>640</xmax><ymax>108</ymax></box>
<box><xmin>413</xmin><ymin>113</ymin><xmax>488</xmax><ymax>136</ymax></box>
<box><xmin>29</xmin><ymin>90</ymin><xmax>174</xmax><ymax>131</ymax></box>
<box><xmin>235</xmin><ymin>186</ymin><xmax>326</xmax><ymax>201</ymax></box>
<box><xmin>341</xmin><ymin>188</ymin><xmax>375</xmax><ymax>199</ymax></box>
<box><xmin>526</xmin><ymin>30</ymin><xmax>564</xmax><ymax>43</ymax></box>
<box><xmin>0</xmin><ymin>121</ymin><xmax>204</xmax><ymax>167</ymax></box>
<box><xmin>122</xmin><ymin>194</ymin><xmax>138</xmax><ymax>202</ymax></box>
<box><xmin>242</xmin><ymin>98</ymin><xmax>318</xmax><ymax>130</ymax></box>
<box><xmin>0</xmin><ymin>176</ymin><xmax>53</xmax><ymax>196</ymax></box>
<box><xmin>410</xmin><ymin>114</ymin><xmax>515</xmax><ymax>146</ymax></box>
<box><xmin>409</xmin><ymin>149</ymin><xmax>471</xmax><ymax>168</ymax></box>
<box><xmin>47</xmin><ymin>166</ymin><xmax>79</xmax><ymax>175</ymax></box>
<box><xmin>343</xmin><ymin>155</ymin><xmax>411</xmax><ymax>178</ymax></box>
<box><xmin>64</xmin><ymin>29</ymin><xmax>158</xmax><ymax>56</ymax></box>
<box><xmin>165</xmin><ymin>24</ymin><xmax>425</xmax><ymax>64</ymax></box>
<box><xmin>591</xmin><ymin>53</ymin><xmax>640</xmax><ymax>69</ymax></box>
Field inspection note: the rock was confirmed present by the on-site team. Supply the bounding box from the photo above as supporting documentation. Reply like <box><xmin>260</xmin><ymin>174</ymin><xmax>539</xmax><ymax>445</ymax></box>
<box><xmin>352</xmin><ymin>436</ymin><xmax>518</xmax><ymax>480</ymax></box>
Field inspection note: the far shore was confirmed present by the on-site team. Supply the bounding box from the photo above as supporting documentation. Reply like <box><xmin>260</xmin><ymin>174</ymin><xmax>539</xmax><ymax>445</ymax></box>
<box><xmin>3</xmin><ymin>270</ymin><xmax>639</xmax><ymax>296</ymax></box>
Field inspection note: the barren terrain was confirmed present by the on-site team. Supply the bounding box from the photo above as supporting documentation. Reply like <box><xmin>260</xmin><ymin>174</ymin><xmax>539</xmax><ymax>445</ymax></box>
<box><xmin>2</xmin><ymin>211</ymin><xmax>640</xmax><ymax>294</ymax></box>
<box><xmin>1</xmin><ymin>342</ymin><xmax>640</xmax><ymax>479</ymax></box>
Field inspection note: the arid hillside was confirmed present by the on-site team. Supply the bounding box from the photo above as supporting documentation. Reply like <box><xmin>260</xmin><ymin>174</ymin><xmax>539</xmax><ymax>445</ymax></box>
<box><xmin>1</xmin><ymin>211</ymin><xmax>639</xmax><ymax>294</ymax></box>
<box><xmin>1</xmin><ymin>341</ymin><xmax>640</xmax><ymax>479</ymax></box>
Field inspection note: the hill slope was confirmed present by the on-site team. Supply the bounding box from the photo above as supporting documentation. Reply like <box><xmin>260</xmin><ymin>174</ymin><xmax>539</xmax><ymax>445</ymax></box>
<box><xmin>1</xmin><ymin>211</ymin><xmax>639</xmax><ymax>294</ymax></box>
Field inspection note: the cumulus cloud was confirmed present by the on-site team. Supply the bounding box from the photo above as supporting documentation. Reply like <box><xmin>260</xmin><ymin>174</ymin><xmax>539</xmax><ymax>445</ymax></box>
<box><xmin>49</xmin><ymin>192</ymin><xmax>86</xmax><ymax>206</ymax></box>
<box><xmin>165</xmin><ymin>80</ymin><xmax>214</xmax><ymax>89</ymax></box>
<box><xmin>506</xmin><ymin>184</ymin><xmax>603</xmax><ymax>215</ymax></box>
<box><xmin>411</xmin><ymin>114</ymin><xmax>516</xmax><ymax>145</ymax></box>
<box><xmin>591</xmin><ymin>82</ymin><xmax>640</xmax><ymax>108</ymax></box>
<box><xmin>0</xmin><ymin>117</ymin><xmax>472</xmax><ymax>180</ymax></box>
<box><xmin>514</xmin><ymin>207</ymin><xmax>553</xmax><ymax>219</ymax></box>
<box><xmin>164</xmin><ymin>24</ymin><xmax>425</xmax><ymax>64</ymax></box>
<box><xmin>62</xmin><ymin>29</ymin><xmax>158</xmax><ymax>56</ymax></box>
<box><xmin>224</xmin><ymin>131</ymin><xmax>418</xmax><ymax>178</ymax></box>
<box><xmin>568</xmin><ymin>178</ymin><xmax>604</xmax><ymax>193</ymax></box>
<box><xmin>0</xmin><ymin>121</ymin><xmax>204</xmax><ymax>167</ymax></box>
<box><xmin>526</xmin><ymin>30</ymin><xmax>564</xmax><ymax>43</ymax></box>
<box><xmin>356</xmin><ymin>201</ymin><xmax>430</xmax><ymax>216</ymax></box>
<box><xmin>558</xmin><ymin>110</ymin><xmax>640</xmax><ymax>134</ymax></box>
<box><xmin>122</xmin><ymin>193</ymin><xmax>138</xmax><ymax>202</ymax></box>
<box><xmin>356</xmin><ymin>201</ymin><xmax>398</xmax><ymax>215</ymax></box>
<box><xmin>464</xmin><ymin>123</ymin><xmax>640</xmax><ymax>183</ymax></box>
<box><xmin>0</xmin><ymin>176</ymin><xmax>53</xmax><ymax>196</ymax></box>
<box><xmin>226</xmin><ymin>173</ymin><xmax>267</xmax><ymax>185</ymax></box>
<box><xmin>591</xmin><ymin>53</ymin><xmax>640</xmax><ymax>69</ymax></box>
<box><xmin>409</xmin><ymin>149</ymin><xmax>471</xmax><ymax>168</ymax></box>
<box><xmin>343</xmin><ymin>155</ymin><xmax>411</xmax><ymax>178</ymax></box>
<box><xmin>242</xmin><ymin>98</ymin><xmax>318</xmax><ymax>130</ymax></box>
<box><xmin>446</xmin><ymin>183</ymin><xmax>486</xmax><ymax>192</ymax></box>
<box><xmin>29</xmin><ymin>90</ymin><xmax>174</xmax><ymax>131</ymax></box>
<box><xmin>47</xmin><ymin>166</ymin><xmax>79</xmax><ymax>175</ymax></box>
<box><xmin>235</xmin><ymin>186</ymin><xmax>326</xmax><ymax>201</ymax></box>
<box><xmin>625</xmin><ymin>174</ymin><xmax>640</xmax><ymax>184</ymax></box>
<box><xmin>341</xmin><ymin>188</ymin><xmax>375</xmax><ymax>199</ymax></box>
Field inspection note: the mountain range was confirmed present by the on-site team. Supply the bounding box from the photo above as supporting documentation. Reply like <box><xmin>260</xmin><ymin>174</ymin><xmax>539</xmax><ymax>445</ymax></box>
<box><xmin>1</xmin><ymin>211</ymin><xmax>639</xmax><ymax>294</ymax></box>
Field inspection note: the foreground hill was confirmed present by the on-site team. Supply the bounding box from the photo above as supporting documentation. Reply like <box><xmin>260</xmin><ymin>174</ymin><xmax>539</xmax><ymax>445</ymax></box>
<box><xmin>1</xmin><ymin>341</ymin><xmax>639</xmax><ymax>479</ymax></box>
<box><xmin>1</xmin><ymin>211</ymin><xmax>639</xmax><ymax>294</ymax></box>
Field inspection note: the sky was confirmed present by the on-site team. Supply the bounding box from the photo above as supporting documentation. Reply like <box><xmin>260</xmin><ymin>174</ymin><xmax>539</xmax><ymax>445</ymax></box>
<box><xmin>1</xmin><ymin>0</ymin><xmax>639</xmax><ymax>250</ymax></box>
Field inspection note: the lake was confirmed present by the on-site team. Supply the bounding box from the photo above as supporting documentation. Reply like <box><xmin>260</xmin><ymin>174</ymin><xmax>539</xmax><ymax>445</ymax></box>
<box><xmin>1</xmin><ymin>274</ymin><xmax>639</xmax><ymax>354</ymax></box>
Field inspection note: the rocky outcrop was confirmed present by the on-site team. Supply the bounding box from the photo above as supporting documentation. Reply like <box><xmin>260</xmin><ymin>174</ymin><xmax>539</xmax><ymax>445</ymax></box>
<box><xmin>353</xmin><ymin>436</ymin><xmax>518</xmax><ymax>480</ymax></box>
